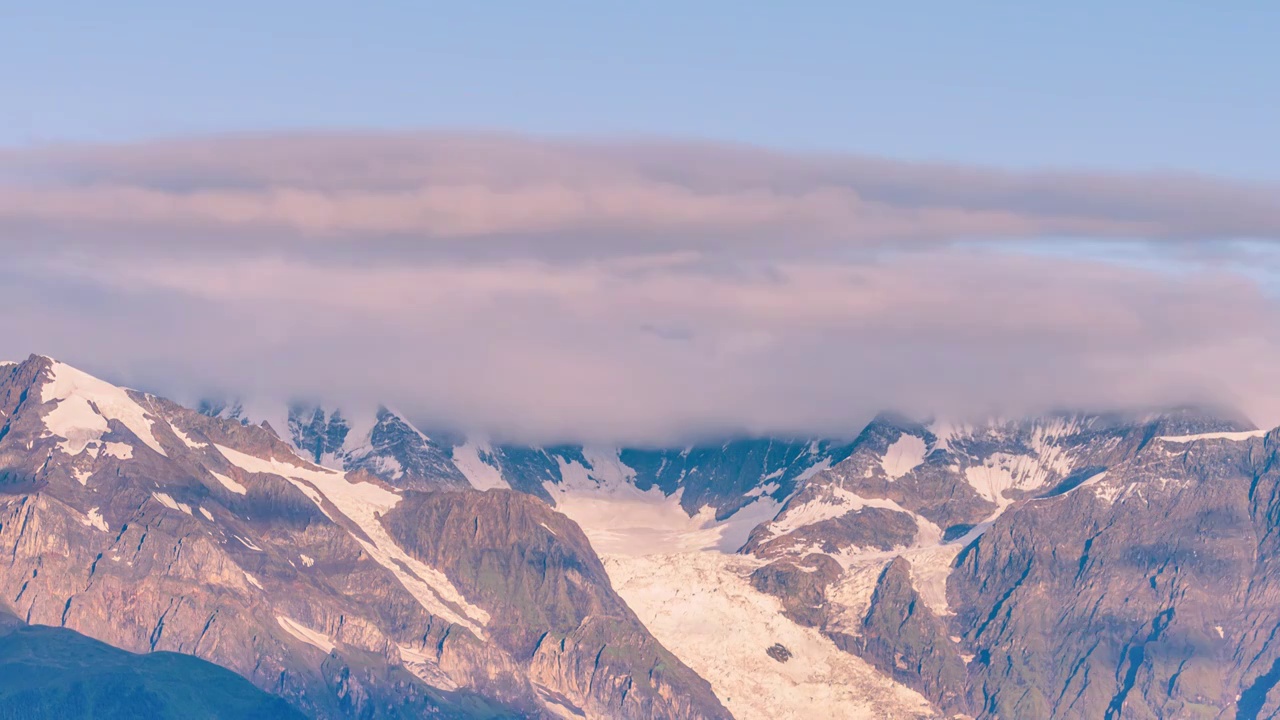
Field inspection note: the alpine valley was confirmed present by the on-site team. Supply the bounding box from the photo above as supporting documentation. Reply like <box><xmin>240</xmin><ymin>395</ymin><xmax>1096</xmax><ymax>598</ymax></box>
<box><xmin>4</xmin><ymin>353</ymin><xmax>1280</xmax><ymax>719</ymax></box>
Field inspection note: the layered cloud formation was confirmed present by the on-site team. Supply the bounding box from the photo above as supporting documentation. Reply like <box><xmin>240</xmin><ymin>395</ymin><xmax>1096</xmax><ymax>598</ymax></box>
<box><xmin>3</xmin><ymin>133</ymin><xmax>1279</xmax><ymax>244</ymax></box>
<box><xmin>2</xmin><ymin>133</ymin><xmax>1277</xmax><ymax>443</ymax></box>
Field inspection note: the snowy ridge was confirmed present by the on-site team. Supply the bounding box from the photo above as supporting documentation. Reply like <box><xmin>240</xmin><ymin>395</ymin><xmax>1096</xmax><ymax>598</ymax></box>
<box><xmin>1157</xmin><ymin>429</ymin><xmax>1267</xmax><ymax>443</ymax></box>
<box><xmin>40</xmin><ymin>360</ymin><xmax>168</xmax><ymax>457</ymax></box>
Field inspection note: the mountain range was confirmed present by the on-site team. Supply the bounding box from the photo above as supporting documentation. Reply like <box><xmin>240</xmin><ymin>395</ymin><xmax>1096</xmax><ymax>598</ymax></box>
<box><xmin>3</xmin><ymin>353</ymin><xmax>1279</xmax><ymax>718</ymax></box>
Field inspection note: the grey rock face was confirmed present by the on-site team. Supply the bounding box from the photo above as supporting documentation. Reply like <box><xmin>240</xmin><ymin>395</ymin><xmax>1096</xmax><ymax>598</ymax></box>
<box><xmin>619</xmin><ymin>438</ymin><xmax>856</xmax><ymax>518</ymax></box>
<box><xmin>945</xmin><ymin>431</ymin><xmax>1280</xmax><ymax>719</ymax></box>
<box><xmin>288</xmin><ymin>405</ymin><xmax>352</xmax><ymax>464</ymax></box>
<box><xmin>0</xmin><ymin>355</ymin><xmax>728</xmax><ymax>719</ymax></box>
<box><xmin>462</xmin><ymin>438</ymin><xmax>854</xmax><ymax>524</ymax></box>
<box><xmin>465</xmin><ymin>445</ymin><xmax>588</xmax><ymax>502</ymax></box>
<box><xmin>842</xmin><ymin>558</ymin><xmax>968</xmax><ymax>715</ymax></box>
<box><xmin>346</xmin><ymin>408</ymin><xmax>470</xmax><ymax>491</ymax></box>
<box><xmin>765</xmin><ymin>643</ymin><xmax>792</xmax><ymax>663</ymax></box>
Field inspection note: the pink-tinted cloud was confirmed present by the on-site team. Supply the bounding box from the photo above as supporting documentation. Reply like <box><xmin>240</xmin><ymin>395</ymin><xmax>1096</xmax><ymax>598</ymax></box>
<box><xmin>1</xmin><ymin>132</ymin><xmax>1276</xmax><ymax>244</ymax></box>
<box><xmin>1</xmin><ymin>132</ymin><xmax>1277</xmax><ymax>443</ymax></box>
<box><xmin>6</xmin><ymin>248</ymin><xmax>1279</xmax><ymax>444</ymax></box>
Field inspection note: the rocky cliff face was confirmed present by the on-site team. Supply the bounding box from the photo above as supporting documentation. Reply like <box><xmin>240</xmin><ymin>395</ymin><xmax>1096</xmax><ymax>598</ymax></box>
<box><xmin>845</xmin><ymin>558</ymin><xmax>967</xmax><ymax>714</ymax></box>
<box><xmin>0</xmin><ymin>355</ymin><xmax>729</xmax><ymax>719</ymax></box>
<box><xmin>945</xmin><ymin>430</ymin><xmax>1280</xmax><ymax>719</ymax></box>
<box><xmin>733</xmin><ymin>409</ymin><xmax>1275</xmax><ymax>719</ymax></box>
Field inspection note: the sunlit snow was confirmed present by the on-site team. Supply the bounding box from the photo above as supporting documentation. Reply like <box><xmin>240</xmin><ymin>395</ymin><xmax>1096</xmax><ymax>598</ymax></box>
<box><xmin>41</xmin><ymin>361</ymin><xmax>167</xmax><ymax>457</ymax></box>
<box><xmin>538</xmin><ymin>449</ymin><xmax>935</xmax><ymax>718</ymax></box>
<box><xmin>607</xmin><ymin>553</ymin><xmax>934</xmax><ymax>720</ymax></box>
<box><xmin>451</xmin><ymin>440</ymin><xmax>510</xmax><ymax>490</ymax></box>
<box><xmin>880</xmin><ymin>434</ymin><xmax>926</xmax><ymax>480</ymax></box>
<box><xmin>1157</xmin><ymin>429</ymin><xmax>1267</xmax><ymax>443</ymax></box>
<box><xmin>151</xmin><ymin>492</ymin><xmax>192</xmax><ymax>516</ymax></box>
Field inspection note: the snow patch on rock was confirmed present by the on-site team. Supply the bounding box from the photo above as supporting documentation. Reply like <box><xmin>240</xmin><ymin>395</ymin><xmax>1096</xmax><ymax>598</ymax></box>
<box><xmin>767</xmin><ymin>486</ymin><xmax>907</xmax><ymax>538</ymax></box>
<box><xmin>397</xmin><ymin>644</ymin><xmax>458</xmax><ymax>691</ymax></box>
<box><xmin>78</xmin><ymin>507</ymin><xmax>109</xmax><ymax>533</ymax></box>
<box><xmin>101</xmin><ymin>442</ymin><xmax>133</xmax><ymax>460</ymax></box>
<box><xmin>171</xmin><ymin>425</ymin><xmax>209</xmax><ymax>449</ymax></box>
<box><xmin>276</xmin><ymin>615</ymin><xmax>335</xmax><ymax>654</ymax></box>
<box><xmin>151</xmin><ymin>492</ymin><xmax>192</xmax><ymax>516</ymax></box>
<box><xmin>207</xmin><ymin>469</ymin><xmax>247</xmax><ymax>495</ymax></box>
<box><xmin>452</xmin><ymin>441</ymin><xmax>509</xmax><ymax>490</ymax></box>
<box><xmin>880</xmin><ymin>434</ymin><xmax>926</xmax><ymax>480</ymax></box>
<box><xmin>963</xmin><ymin>444</ymin><xmax>1071</xmax><ymax>509</ymax></box>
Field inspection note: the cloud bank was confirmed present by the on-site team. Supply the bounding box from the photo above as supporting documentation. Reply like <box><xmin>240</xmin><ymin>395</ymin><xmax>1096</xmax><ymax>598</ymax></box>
<box><xmin>1</xmin><ymin>132</ymin><xmax>1277</xmax><ymax>443</ymax></box>
<box><xmin>4</xmin><ymin>133</ymin><xmax>1279</xmax><ymax>245</ymax></box>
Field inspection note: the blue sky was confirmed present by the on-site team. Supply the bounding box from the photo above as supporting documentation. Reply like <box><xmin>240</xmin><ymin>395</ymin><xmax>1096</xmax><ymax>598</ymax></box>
<box><xmin>4</xmin><ymin>2</ymin><xmax>1277</xmax><ymax>179</ymax></box>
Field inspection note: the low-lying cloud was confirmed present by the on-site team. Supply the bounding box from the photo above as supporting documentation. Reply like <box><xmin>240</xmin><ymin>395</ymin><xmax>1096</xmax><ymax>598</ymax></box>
<box><xmin>1</xmin><ymin>132</ymin><xmax>1277</xmax><ymax>443</ymax></box>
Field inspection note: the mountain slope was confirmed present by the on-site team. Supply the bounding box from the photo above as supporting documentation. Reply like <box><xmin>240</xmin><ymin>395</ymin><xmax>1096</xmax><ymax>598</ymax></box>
<box><xmin>727</xmin><ymin>409</ymin><xmax>1280</xmax><ymax>719</ymax></box>
<box><xmin>0</xmin><ymin>355</ymin><xmax>728</xmax><ymax>719</ymax></box>
<box><xmin>945</xmin><ymin>430</ymin><xmax>1280</xmax><ymax>719</ymax></box>
<box><xmin>18</xmin><ymin>352</ymin><xmax>1280</xmax><ymax>719</ymax></box>
<box><xmin>440</xmin><ymin>434</ymin><xmax>939</xmax><ymax>719</ymax></box>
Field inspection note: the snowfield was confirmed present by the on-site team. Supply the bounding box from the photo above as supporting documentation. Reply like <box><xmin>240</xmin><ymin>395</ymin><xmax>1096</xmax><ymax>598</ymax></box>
<box><xmin>606</xmin><ymin>552</ymin><xmax>934</xmax><ymax>720</ymax></box>
<box><xmin>542</xmin><ymin>449</ymin><xmax>938</xmax><ymax>719</ymax></box>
